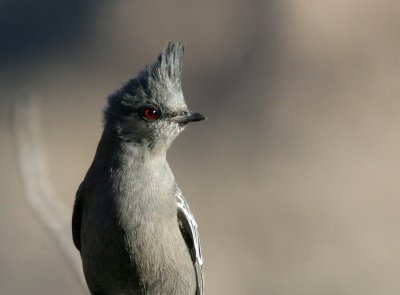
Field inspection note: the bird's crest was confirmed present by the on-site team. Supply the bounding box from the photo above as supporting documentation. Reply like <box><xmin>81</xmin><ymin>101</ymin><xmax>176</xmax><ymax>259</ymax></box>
<box><xmin>139</xmin><ymin>41</ymin><xmax>185</xmax><ymax>90</ymax></box>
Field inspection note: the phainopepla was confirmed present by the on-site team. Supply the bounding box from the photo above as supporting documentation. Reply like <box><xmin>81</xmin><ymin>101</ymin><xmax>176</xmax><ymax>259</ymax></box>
<box><xmin>72</xmin><ymin>41</ymin><xmax>205</xmax><ymax>295</ymax></box>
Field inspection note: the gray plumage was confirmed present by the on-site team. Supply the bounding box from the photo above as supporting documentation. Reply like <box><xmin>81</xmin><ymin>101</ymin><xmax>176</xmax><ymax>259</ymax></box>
<box><xmin>72</xmin><ymin>42</ymin><xmax>205</xmax><ymax>295</ymax></box>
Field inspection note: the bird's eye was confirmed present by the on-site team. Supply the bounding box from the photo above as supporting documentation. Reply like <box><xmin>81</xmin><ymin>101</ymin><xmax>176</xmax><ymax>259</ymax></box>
<box><xmin>142</xmin><ymin>107</ymin><xmax>160</xmax><ymax>121</ymax></box>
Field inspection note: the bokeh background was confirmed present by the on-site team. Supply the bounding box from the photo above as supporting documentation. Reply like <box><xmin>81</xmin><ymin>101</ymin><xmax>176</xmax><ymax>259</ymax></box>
<box><xmin>1</xmin><ymin>1</ymin><xmax>400</xmax><ymax>294</ymax></box>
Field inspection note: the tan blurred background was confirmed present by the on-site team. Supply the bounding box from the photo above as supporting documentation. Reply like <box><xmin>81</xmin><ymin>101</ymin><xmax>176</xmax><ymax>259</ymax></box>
<box><xmin>1</xmin><ymin>1</ymin><xmax>400</xmax><ymax>294</ymax></box>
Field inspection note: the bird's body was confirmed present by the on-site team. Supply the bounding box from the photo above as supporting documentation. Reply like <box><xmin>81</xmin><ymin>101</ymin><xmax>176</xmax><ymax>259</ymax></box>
<box><xmin>72</xmin><ymin>42</ymin><xmax>204</xmax><ymax>295</ymax></box>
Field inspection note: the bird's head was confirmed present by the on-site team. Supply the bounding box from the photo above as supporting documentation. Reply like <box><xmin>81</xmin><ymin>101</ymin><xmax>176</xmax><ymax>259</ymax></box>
<box><xmin>104</xmin><ymin>41</ymin><xmax>205</xmax><ymax>152</ymax></box>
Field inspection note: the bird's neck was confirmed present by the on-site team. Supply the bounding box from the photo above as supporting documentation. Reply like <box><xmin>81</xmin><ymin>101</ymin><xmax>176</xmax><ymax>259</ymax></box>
<box><xmin>96</xmin><ymin>128</ymin><xmax>169</xmax><ymax>167</ymax></box>
<box><xmin>97</xmin><ymin>128</ymin><xmax>174</xmax><ymax>189</ymax></box>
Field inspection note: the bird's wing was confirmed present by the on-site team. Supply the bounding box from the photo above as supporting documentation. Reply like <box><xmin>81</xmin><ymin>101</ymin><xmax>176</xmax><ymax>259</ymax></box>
<box><xmin>176</xmin><ymin>187</ymin><xmax>204</xmax><ymax>295</ymax></box>
<box><xmin>72</xmin><ymin>183</ymin><xmax>84</xmax><ymax>251</ymax></box>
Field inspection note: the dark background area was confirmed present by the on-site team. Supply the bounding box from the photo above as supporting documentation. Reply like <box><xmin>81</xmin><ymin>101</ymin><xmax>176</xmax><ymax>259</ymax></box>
<box><xmin>1</xmin><ymin>1</ymin><xmax>400</xmax><ymax>294</ymax></box>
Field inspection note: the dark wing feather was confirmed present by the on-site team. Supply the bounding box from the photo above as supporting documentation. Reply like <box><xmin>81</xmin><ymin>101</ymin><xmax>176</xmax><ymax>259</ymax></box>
<box><xmin>72</xmin><ymin>183</ymin><xmax>84</xmax><ymax>251</ymax></box>
<box><xmin>176</xmin><ymin>188</ymin><xmax>204</xmax><ymax>295</ymax></box>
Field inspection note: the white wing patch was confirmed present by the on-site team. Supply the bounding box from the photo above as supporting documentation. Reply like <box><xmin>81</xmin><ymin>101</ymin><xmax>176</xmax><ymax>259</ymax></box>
<box><xmin>176</xmin><ymin>188</ymin><xmax>203</xmax><ymax>266</ymax></box>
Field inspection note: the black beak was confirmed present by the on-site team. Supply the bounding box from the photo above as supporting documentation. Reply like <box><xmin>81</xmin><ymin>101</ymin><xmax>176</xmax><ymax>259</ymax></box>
<box><xmin>171</xmin><ymin>112</ymin><xmax>206</xmax><ymax>124</ymax></box>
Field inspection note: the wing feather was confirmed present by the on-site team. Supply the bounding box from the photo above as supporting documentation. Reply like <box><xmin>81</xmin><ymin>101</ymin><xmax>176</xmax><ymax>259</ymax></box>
<box><xmin>72</xmin><ymin>184</ymin><xmax>84</xmax><ymax>251</ymax></box>
<box><xmin>176</xmin><ymin>188</ymin><xmax>204</xmax><ymax>295</ymax></box>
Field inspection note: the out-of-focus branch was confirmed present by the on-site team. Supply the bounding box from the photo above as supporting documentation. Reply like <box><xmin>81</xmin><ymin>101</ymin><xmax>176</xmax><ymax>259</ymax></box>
<box><xmin>12</xmin><ymin>94</ymin><xmax>88</xmax><ymax>293</ymax></box>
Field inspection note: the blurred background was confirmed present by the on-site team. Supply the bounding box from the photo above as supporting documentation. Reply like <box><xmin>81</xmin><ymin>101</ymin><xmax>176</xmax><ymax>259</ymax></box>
<box><xmin>1</xmin><ymin>1</ymin><xmax>400</xmax><ymax>294</ymax></box>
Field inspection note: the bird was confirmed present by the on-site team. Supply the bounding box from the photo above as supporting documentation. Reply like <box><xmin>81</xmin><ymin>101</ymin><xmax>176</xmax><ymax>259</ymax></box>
<box><xmin>72</xmin><ymin>41</ymin><xmax>205</xmax><ymax>295</ymax></box>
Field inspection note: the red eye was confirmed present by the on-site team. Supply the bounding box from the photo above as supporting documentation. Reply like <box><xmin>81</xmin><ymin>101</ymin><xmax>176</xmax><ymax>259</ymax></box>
<box><xmin>143</xmin><ymin>108</ymin><xmax>159</xmax><ymax>120</ymax></box>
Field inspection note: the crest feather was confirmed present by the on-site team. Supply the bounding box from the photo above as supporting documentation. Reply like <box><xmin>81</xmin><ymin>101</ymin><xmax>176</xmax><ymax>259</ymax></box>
<box><xmin>146</xmin><ymin>41</ymin><xmax>185</xmax><ymax>87</ymax></box>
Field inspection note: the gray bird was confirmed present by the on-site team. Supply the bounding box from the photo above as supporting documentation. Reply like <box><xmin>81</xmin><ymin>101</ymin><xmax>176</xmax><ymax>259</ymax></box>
<box><xmin>72</xmin><ymin>42</ymin><xmax>205</xmax><ymax>295</ymax></box>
